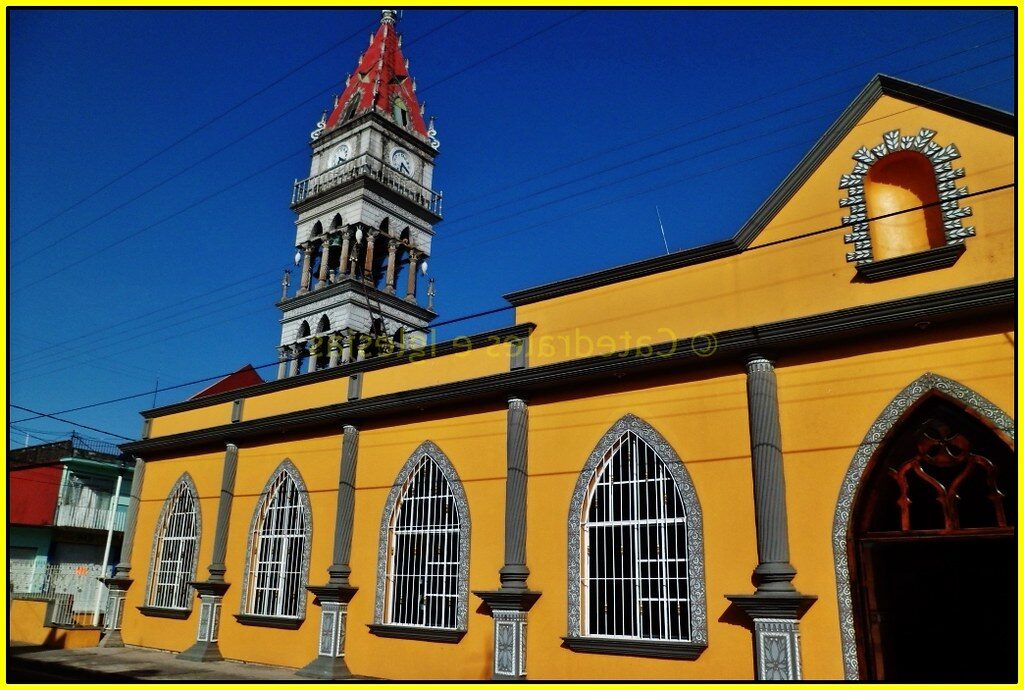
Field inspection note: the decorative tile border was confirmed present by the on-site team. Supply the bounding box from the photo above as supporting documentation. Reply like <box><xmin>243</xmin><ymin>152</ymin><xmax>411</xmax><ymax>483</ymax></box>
<box><xmin>143</xmin><ymin>473</ymin><xmax>201</xmax><ymax>609</ymax></box>
<box><xmin>373</xmin><ymin>440</ymin><xmax>471</xmax><ymax>631</ymax></box>
<box><xmin>839</xmin><ymin>128</ymin><xmax>974</xmax><ymax>264</ymax></box>
<box><xmin>831</xmin><ymin>373</ymin><xmax>1015</xmax><ymax>679</ymax></box>
<box><xmin>238</xmin><ymin>459</ymin><xmax>313</xmax><ymax>620</ymax></box>
<box><xmin>565</xmin><ymin>414</ymin><xmax>707</xmax><ymax>646</ymax></box>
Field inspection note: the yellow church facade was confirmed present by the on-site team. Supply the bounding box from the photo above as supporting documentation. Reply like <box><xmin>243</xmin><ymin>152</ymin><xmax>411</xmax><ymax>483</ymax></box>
<box><xmin>105</xmin><ymin>71</ymin><xmax>1014</xmax><ymax>682</ymax></box>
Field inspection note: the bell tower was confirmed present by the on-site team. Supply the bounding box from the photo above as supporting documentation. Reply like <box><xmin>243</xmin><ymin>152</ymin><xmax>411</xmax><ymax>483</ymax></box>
<box><xmin>276</xmin><ymin>9</ymin><xmax>442</xmax><ymax>379</ymax></box>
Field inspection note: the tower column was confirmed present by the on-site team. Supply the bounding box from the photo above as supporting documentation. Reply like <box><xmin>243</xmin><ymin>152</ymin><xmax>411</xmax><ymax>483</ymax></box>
<box><xmin>385</xmin><ymin>240</ymin><xmax>399</xmax><ymax>294</ymax></box>
<box><xmin>328</xmin><ymin>333</ymin><xmax>341</xmax><ymax>368</ymax></box>
<box><xmin>276</xmin><ymin>346</ymin><xmax>289</xmax><ymax>380</ymax></box>
<box><xmin>288</xmin><ymin>343</ymin><xmax>302</xmax><ymax>377</ymax></box>
<box><xmin>338</xmin><ymin>231</ymin><xmax>351</xmax><ymax>282</ymax></box>
<box><xmin>180</xmin><ymin>443</ymin><xmax>238</xmax><ymax>662</ymax></box>
<box><xmin>317</xmin><ymin>240</ymin><xmax>331</xmax><ymax>288</ymax></box>
<box><xmin>99</xmin><ymin>457</ymin><xmax>145</xmax><ymax>648</ymax></box>
<box><xmin>299</xmin><ymin>243</ymin><xmax>314</xmax><ymax>294</ymax></box>
<box><xmin>727</xmin><ymin>354</ymin><xmax>815</xmax><ymax>680</ymax></box>
<box><xmin>474</xmin><ymin>397</ymin><xmax>540</xmax><ymax>680</ymax></box>
<box><xmin>298</xmin><ymin>425</ymin><xmax>360</xmax><ymax>679</ymax></box>
<box><xmin>363</xmin><ymin>231</ymin><xmax>378</xmax><ymax>283</ymax></box>
<box><xmin>405</xmin><ymin>250</ymin><xmax>420</xmax><ymax>303</ymax></box>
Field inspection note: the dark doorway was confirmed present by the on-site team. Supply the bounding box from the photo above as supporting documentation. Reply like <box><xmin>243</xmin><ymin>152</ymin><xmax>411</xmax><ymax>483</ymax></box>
<box><xmin>850</xmin><ymin>394</ymin><xmax>1016</xmax><ymax>681</ymax></box>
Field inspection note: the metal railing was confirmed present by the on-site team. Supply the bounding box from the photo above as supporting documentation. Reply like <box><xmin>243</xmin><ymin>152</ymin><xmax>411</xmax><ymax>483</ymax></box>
<box><xmin>9</xmin><ymin>561</ymin><xmax>110</xmax><ymax>627</ymax></box>
<box><xmin>292</xmin><ymin>152</ymin><xmax>443</xmax><ymax>215</ymax></box>
<box><xmin>54</xmin><ymin>503</ymin><xmax>126</xmax><ymax>531</ymax></box>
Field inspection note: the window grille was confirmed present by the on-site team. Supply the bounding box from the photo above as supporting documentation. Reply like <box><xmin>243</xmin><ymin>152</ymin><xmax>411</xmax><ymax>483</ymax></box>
<box><xmin>246</xmin><ymin>469</ymin><xmax>308</xmax><ymax>618</ymax></box>
<box><xmin>148</xmin><ymin>480</ymin><xmax>199</xmax><ymax>609</ymax></box>
<box><xmin>384</xmin><ymin>454</ymin><xmax>460</xmax><ymax>629</ymax></box>
<box><xmin>581</xmin><ymin>430</ymin><xmax>691</xmax><ymax>641</ymax></box>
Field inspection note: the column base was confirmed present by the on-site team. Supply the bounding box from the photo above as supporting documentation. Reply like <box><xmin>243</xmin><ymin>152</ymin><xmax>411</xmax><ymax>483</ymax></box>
<box><xmin>475</xmin><ymin>589</ymin><xmax>541</xmax><ymax>680</ymax></box>
<box><xmin>296</xmin><ymin>584</ymin><xmax>359</xmax><ymax>680</ymax></box>
<box><xmin>726</xmin><ymin>592</ymin><xmax>816</xmax><ymax>680</ymax></box>
<box><xmin>98</xmin><ymin>577</ymin><xmax>132</xmax><ymax>648</ymax></box>
<box><xmin>178</xmin><ymin>639</ymin><xmax>224</xmax><ymax>663</ymax></box>
<box><xmin>179</xmin><ymin>581</ymin><xmax>230</xmax><ymax>663</ymax></box>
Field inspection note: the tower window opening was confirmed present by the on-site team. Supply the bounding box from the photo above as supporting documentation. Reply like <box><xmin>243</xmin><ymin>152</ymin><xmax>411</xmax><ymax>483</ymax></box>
<box><xmin>392</xmin><ymin>98</ymin><xmax>410</xmax><ymax>128</ymax></box>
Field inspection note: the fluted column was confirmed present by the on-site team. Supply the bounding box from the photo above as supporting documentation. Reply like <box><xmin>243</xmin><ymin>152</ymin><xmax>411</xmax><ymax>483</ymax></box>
<box><xmin>405</xmin><ymin>251</ymin><xmax>419</xmax><ymax>303</ymax></box>
<box><xmin>180</xmin><ymin>443</ymin><xmax>238</xmax><ymax>662</ymax></box>
<box><xmin>384</xmin><ymin>240</ymin><xmax>399</xmax><ymax>294</ymax></box>
<box><xmin>317</xmin><ymin>241</ymin><xmax>330</xmax><ymax>288</ymax></box>
<box><xmin>727</xmin><ymin>355</ymin><xmax>815</xmax><ymax>681</ymax></box>
<box><xmin>298</xmin><ymin>425</ymin><xmax>360</xmax><ymax>679</ymax></box>
<box><xmin>474</xmin><ymin>397</ymin><xmax>540</xmax><ymax>680</ymax></box>
<box><xmin>338</xmin><ymin>231</ymin><xmax>351</xmax><ymax>282</ymax></box>
<box><xmin>99</xmin><ymin>457</ymin><xmax>145</xmax><ymax>647</ymax></box>
<box><xmin>299</xmin><ymin>243</ymin><xmax>313</xmax><ymax>294</ymax></box>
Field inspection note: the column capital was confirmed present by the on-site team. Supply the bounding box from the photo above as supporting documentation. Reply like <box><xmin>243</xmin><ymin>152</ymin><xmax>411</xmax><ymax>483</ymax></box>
<box><xmin>746</xmin><ymin>352</ymin><xmax>775</xmax><ymax>371</ymax></box>
<box><xmin>507</xmin><ymin>395</ymin><xmax>528</xmax><ymax>409</ymax></box>
<box><xmin>342</xmin><ymin>423</ymin><xmax>358</xmax><ymax>435</ymax></box>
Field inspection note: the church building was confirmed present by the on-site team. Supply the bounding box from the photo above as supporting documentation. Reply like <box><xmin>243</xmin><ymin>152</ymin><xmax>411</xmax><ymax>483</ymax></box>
<box><xmin>104</xmin><ymin>10</ymin><xmax>1014</xmax><ymax>681</ymax></box>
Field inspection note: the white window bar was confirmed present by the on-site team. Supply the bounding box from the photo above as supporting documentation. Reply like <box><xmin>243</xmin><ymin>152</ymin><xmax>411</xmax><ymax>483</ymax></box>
<box><xmin>581</xmin><ymin>430</ymin><xmax>690</xmax><ymax>641</ymax></box>
<box><xmin>385</xmin><ymin>454</ymin><xmax>460</xmax><ymax>629</ymax></box>
<box><xmin>149</xmin><ymin>483</ymin><xmax>199</xmax><ymax>609</ymax></box>
<box><xmin>247</xmin><ymin>471</ymin><xmax>307</xmax><ymax>618</ymax></box>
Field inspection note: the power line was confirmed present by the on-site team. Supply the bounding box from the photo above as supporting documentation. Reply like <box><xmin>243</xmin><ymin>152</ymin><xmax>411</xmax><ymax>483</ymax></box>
<box><xmin>8</xmin><ymin>10</ymin><xmax>478</xmax><ymax>285</ymax></box>
<box><xmin>10</xmin><ymin>18</ymin><xmax>379</xmax><ymax>247</ymax></box>
<box><xmin>456</xmin><ymin>14</ymin><xmax>1009</xmax><ymax>209</ymax></box>
<box><xmin>9</xmin><ymin>405</ymin><xmax>135</xmax><ymax>441</ymax></box>
<box><xmin>10</xmin><ymin>179</ymin><xmax>1013</xmax><ymax>429</ymax></box>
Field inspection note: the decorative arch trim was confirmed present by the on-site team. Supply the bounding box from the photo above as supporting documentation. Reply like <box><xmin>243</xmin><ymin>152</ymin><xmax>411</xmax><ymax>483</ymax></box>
<box><xmin>373</xmin><ymin>440</ymin><xmax>471</xmax><ymax>630</ymax></box>
<box><xmin>832</xmin><ymin>372</ymin><xmax>1015</xmax><ymax>679</ymax></box>
<box><xmin>839</xmin><ymin>128</ymin><xmax>975</xmax><ymax>264</ymax></box>
<box><xmin>144</xmin><ymin>472</ymin><xmax>201</xmax><ymax>608</ymax></box>
<box><xmin>565</xmin><ymin>413</ymin><xmax>708</xmax><ymax>646</ymax></box>
<box><xmin>238</xmin><ymin>459</ymin><xmax>313</xmax><ymax>620</ymax></box>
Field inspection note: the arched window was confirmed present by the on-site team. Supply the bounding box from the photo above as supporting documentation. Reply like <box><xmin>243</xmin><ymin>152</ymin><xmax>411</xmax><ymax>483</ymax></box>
<box><xmin>372</xmin><ymin>442</ymin><xmax>470</xmax><ymax>639</ymax></box>
<box><xmin>566</xmin><ymin>415</ymin><xmax>707</xmax><ymax>658</ymax></box>
<box><xmin>240</xmin><ymin>461</ymin><xmax>312</xmax><ymax>621</ymax></box>
<box><xmin>146</xmin><ymin>474</ymin><xmax>200</xmax><ymax>611</ymax></box>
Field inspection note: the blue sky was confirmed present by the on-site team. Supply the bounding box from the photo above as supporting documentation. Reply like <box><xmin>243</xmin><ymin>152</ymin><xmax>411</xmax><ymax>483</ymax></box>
<box><xmin>7</xmin><ymin>8</ymin><xmax>1014</xmax><ymax>446</ymax></box>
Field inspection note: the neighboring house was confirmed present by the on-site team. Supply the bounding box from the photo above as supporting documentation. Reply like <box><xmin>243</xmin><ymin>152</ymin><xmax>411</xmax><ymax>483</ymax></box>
<box><xmin>9</xmin><ymin>436</ymin><xmax>134</xmax><ymax>622</ymax></box>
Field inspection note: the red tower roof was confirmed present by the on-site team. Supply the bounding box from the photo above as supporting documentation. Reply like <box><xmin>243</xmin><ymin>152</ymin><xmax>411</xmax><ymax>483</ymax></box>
<box><xmin>325</xmin><ymin>10</ymin><xmax>428</xmax><ymax>137</ymax></box>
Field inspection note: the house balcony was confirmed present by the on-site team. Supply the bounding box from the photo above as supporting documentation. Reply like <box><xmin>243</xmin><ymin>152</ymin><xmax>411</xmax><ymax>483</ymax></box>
<box><xmin>291</xmin><ymin>152</ymin><xmax>443</xmax><ymax>216</ymax></box>
<box><xmin>54</xmin><ymin>504</ymin><xmax>127</xmax><ymax>532</ymax></box>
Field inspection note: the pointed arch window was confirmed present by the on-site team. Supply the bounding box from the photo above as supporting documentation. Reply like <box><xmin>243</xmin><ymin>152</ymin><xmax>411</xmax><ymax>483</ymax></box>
<box><xmin>143</xmin><ymin>475</ymin><xmax>200</xmax><ymax>615</ymax></box>
<box><xmin>565</xmin><ymin>415</ymin><xmax>707</xmax><ymax>659</ymax></box>
<box><xmin>370</xmin><ymin>441</ymin><xmax>469</xmax><ymax>642</ymax></box>
<box><xmin>238</xmin><ymin>461</ymin><xmax>312</xmax><ymax>625</ymax></box>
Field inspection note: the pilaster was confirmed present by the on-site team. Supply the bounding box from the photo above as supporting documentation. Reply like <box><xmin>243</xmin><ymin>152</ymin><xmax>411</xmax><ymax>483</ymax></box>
<box><xmin>474</xmin><ymin>397</ymin><xmax>540</xmax><ymax>680</ymax></box>
<box><xmin>727</xmin><ymin>355</ymin><xmax>815</xmax><ymax>680</ymax></box>
<box><xmin>298</xmin><ymin>425</ymin><xmax>360</xmax><ymax>679</ymax></box>
<box><xmin>180</xmin><ymin>443</ymin><xmax>238</xmax><ymax>662</ymax></box>
<box><xmin>99</xmin><ymin>457</ymin><xmax>145</xmax><ymax>647</ymax></box>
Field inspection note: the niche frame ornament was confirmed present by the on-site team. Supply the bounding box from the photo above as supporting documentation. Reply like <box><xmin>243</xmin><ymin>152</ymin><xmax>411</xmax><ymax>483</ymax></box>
<box><xmin>838</xmin><ymin>128</ymin><xmax>974</xmax><ymax>280</ymax></box>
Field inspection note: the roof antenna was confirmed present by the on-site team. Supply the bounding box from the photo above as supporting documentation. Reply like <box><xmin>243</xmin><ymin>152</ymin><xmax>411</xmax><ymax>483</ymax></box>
<box><xmin>655</xmin><ymin>206</ymin><xmax>671</xmax><ymax>255</ymax></box>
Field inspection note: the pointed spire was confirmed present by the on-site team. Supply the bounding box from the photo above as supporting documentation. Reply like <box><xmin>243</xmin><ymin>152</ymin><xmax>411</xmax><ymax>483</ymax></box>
<box><xmin>323</xmin><ymin>9</ymin><xmax>430</xmax><ymax>136</ymax></box>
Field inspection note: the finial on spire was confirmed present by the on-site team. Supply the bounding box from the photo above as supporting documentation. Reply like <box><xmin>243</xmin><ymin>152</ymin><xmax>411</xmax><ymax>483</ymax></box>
<box><xmin>310</xmin><ymin>110</ymin><xmax>327</xmax><ymax>140</ymax></box>
<box><xmin>381</xmin><ymin>9</ymin><xmax>397</xmax><ymax>25</ymax></box>
<box><xmin>427</xmin><ymin>116</ymin><xmax>440</xmax><ymax>151</ymax></box>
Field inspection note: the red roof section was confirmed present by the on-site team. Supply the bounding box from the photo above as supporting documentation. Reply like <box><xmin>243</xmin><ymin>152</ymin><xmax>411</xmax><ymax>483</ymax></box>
<box><xmin>325</xmin><ymin>10</ymin><xmax>428</xmax><ymax>136</ymax></box>
<box><xmin>189</xmin><ymin>364</ymin><xmax>264</xmax><ymax>400</ymax></box>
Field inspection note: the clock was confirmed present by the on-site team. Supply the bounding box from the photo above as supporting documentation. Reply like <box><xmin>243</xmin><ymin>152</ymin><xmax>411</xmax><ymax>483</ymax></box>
<box><xmin>389</xmin><ymin>148</ymin><xmax>414</xmax><ymax>176</ymax></box>
<box><xmin>330</xmin><ymin>143</ymin><xmax>351</xmax><ymax>167</ymax></box>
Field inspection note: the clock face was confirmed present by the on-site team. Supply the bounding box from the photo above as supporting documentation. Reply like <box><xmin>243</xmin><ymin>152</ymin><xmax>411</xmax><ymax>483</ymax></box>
<box><xmin>331</xmin><ymin>143</ymin><xmax>351</xmax><ymax>167</ymax></box>
<box><xmin>390</xmin><ymin>148</ymin><xmax>413</xmax><ymax>175</ymax></box>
